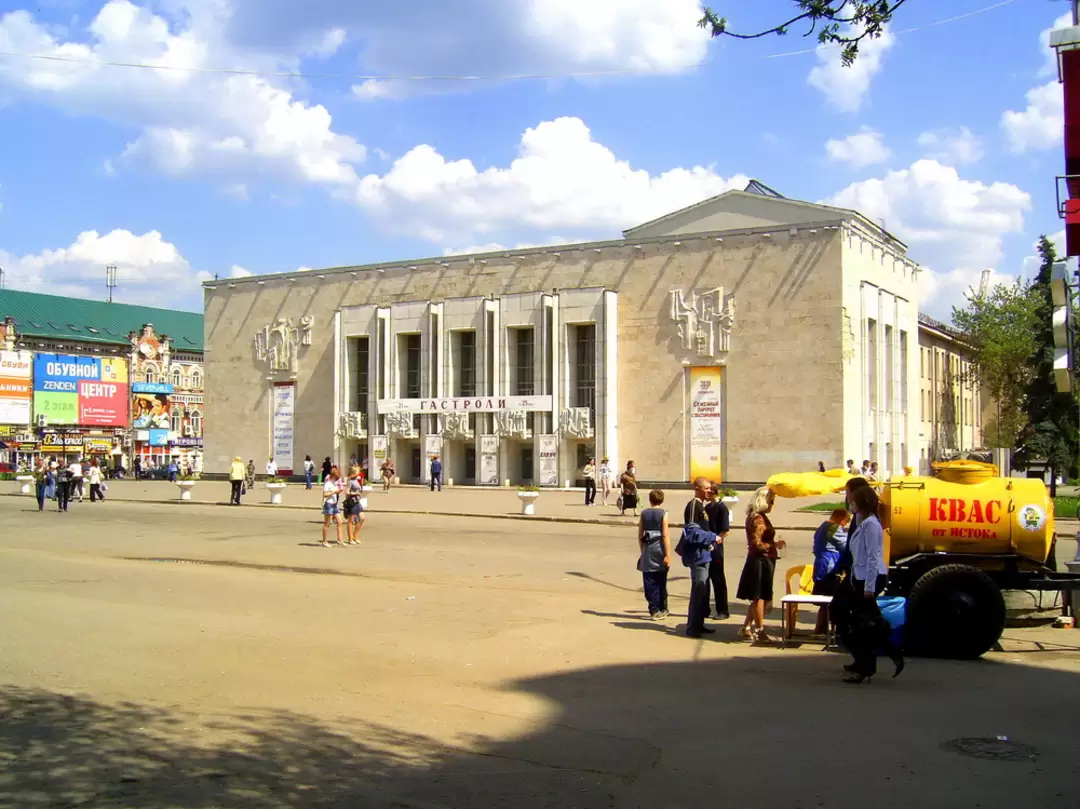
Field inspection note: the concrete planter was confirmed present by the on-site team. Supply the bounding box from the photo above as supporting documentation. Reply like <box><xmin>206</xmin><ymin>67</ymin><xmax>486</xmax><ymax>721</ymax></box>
<box><xmin>176</xmin><ymin>480</ymin><xmax>197</xmax><ymax>501</ymax></box>
<box><xmin>15</xmin><ymin>475</ymin><xmax>34</xmax><ymax>495</ymax></box>
<box><xmin>721</xmin><ymin>496</ymin><xmax>740</xmax><ymax>506</ymax></box>
<box><xmin>517</xmin><ymin>491</ymin><xmax>540</xmax><ymax>516</ymax></box>
<box><xmin>266</xmin><ymin>482</ymin><xmax>287</xmax><ymax>505</ymax></box>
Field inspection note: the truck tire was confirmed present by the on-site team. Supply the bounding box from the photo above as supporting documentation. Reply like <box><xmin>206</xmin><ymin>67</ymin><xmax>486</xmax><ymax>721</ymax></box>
<box><xmin>906</xmin><ymin>564</ymin><xmax>1006</xmax><ymax>659</ymax></box>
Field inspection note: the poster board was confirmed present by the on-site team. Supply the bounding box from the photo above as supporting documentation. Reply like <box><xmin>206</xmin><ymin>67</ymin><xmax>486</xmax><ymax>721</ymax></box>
<box><xmin>689</xmin><ymin>366</ymin><xmax>723</xmax><ymax>482</ymax></box>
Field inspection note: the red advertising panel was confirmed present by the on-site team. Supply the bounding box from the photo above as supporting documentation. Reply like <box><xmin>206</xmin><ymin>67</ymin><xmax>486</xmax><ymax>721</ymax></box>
<box><xmin>78</xmin><ymin>378</ymin><xmax>128</xmax><ymax>425</ymax></box>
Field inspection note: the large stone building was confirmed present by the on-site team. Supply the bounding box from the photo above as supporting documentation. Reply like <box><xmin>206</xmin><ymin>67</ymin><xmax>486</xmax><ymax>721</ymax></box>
<box><xmin>203</xmin><ymin>181</ymin><xmax>931</xmax><ymax>485</ymax></box>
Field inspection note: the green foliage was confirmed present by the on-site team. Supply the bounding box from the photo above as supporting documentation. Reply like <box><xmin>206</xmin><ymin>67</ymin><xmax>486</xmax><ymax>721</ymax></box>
<box><xmin>796</xmin><ymin>501</ymin><xmax>847</xmax><ymax>513</ymax></box>
<box><xmin>951</xmin><ymin>278</ymin><xmax>1040</xmax><ymax>449</ymax></box>
<box><xmin>698</xmin><ymin>0</ymin><xmax>906</xmax><ymax>66</ymax></box>
<box><xmin>0</xmin><ymin>472</ymin><xmax>14</xmax><ymax>481</ymax></box>
<box><xmin>1015</xmin><ymin>236</ymin><xmax>1080</xmax><ymax>493</ymax></box>
<box><xmin>517</xmin><ymin>485</ymin><xmax>540</xmax><ymax>493</ymax></box>
<box><xmin>717</xmin><ymin>487</ymin><xmax>738</xmax><ymax>498</ymax></box>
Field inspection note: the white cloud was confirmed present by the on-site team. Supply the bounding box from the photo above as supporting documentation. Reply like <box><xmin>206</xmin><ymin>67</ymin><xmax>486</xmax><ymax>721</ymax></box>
<box><xmin>825</xmin><ymin>128</ymin><xmax>890</xmax><ymax>168</ymax></box>
<box><xmin>0</xmin><ymin>229</ymin><xmax>202</xmax><ymax>307</ymax></box>
<box><xmin>916</xmin><ymin>127</ymin><xmax>983</xmax><ymax>165</ymax></box>
<box><xmin>356</xmin><ymin>116</ymin><xmax>749</xmax><ymax>242</ymax></box>
<box><xmin>0</xmin><ymin>1</ymin><xmax>366</xmax><ymax>189</ymax></box>
<box><xmin>1002</xmin><ymin>13</ymin><xmax>1072</xmax><ymax>153</ymax></box>
<box><xmin>1001</xmin><ymin>81</ymin><xmax>1062</xmax><ymax>153</ymax></box>
<box><xmin>827</xmin><ymin>159</ymin><xmax>1031</xmax><ymax>317</ymax></box>
<box><xmin>442</xmin><ymin>236</ymin><xmax>568</xmax><ymax>256</ymax></box>
<box><xmin>808</xmin><ymin>26</ymin><xmax>894</xmax><ymax>112</ymax></box>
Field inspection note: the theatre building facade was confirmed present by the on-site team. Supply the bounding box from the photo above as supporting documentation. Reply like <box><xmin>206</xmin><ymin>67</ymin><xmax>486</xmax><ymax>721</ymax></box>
<box><xmin>203</xmin><ymin>182</ymin><xmax>922</xmax><ymax>485</ymax></box>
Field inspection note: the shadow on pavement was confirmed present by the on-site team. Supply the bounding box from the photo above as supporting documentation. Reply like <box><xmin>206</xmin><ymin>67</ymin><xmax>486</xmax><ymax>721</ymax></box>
<box><xmin>2</xmin><ymin>652</ymin><xmax>1079</xmax><ymax>808</ymax></box>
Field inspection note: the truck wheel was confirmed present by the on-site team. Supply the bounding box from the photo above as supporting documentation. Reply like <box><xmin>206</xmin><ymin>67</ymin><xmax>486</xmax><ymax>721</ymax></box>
<box><xmin>906</xmin><ymin>564</ymin><xmax>1006</xmax><ymax>659</ymax></box>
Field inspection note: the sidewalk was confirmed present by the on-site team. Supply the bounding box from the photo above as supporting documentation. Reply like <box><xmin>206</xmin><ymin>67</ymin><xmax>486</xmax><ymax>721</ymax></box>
<box><xmin>3</xmin><ymin>478</ymin><xmax>835</xmax><ymax>530</ymax></box>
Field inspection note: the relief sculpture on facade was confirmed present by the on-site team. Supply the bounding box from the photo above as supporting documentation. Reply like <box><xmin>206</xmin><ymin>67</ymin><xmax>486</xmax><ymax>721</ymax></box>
<box><xmin>255</xmin><ymin>316</ymin><xmax>314</xmax><ymax>374</ymax></box>
<box><xmin>559</xmin><ymin>407</ymin><xmax>593</xmax><ymax>439</ymax></box>
<box><xmin>384</xmin><ymin>411</ymin><xmax>418</xmax><ymax>439</ymax></box>
<box><xmin>438</xmin><ymin>412</ymin><xmax>473</xmax><ymax>441</ymax></box>
<box><xmin>338</xmin><ymin>411</ymin><xmax>367</xmax><ymax>440</ymax></box>
<box><xmin>670</xmin><ymin>287</ymin><xmax>735</xmax><ymax>358</ymax></box>
<box><xmin>493</xmin><ymin>410</ymin><xmax>531</xmax><ymax>440</ymax></box>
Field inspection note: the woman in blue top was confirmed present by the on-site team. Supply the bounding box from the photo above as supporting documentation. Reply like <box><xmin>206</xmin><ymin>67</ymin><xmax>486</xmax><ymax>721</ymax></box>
<box><xmin>843</xmin><ymin>486</ymin><xmax>904</xmax><ymax>684</ymax></box>
<box><xmin>812</xmin><ymin>507</ymin><xmax>849</xmax><ymax>634</ymax></box>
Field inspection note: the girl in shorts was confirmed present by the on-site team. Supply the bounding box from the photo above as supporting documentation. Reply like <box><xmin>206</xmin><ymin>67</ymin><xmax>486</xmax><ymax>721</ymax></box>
<box><xmin>343</xmin><ymin>464</ymin><xmax>367</xmax><ymax>544</ymax></box>
<box><xmin>321</xmin><ymin>465</ymin><xmax>345</xmax><ymax>547</ymax></box>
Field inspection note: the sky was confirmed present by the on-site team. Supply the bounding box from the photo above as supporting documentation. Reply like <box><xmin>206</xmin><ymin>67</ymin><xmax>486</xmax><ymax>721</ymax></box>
<box><xmin>0</xmin><ymin>0</ymin><xmax>1068</xmax><ymax>320</ymax></box>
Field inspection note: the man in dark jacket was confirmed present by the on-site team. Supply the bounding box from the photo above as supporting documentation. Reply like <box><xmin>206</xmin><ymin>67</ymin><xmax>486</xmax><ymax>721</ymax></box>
<box><xmin>705</xmin><ymin>485</ymin><xmax>731</xmax><ymax>620</ymax></box>
<box><xmin>678</xmin><ymin>516</ymin><xmax>720</xmax><ymax>639</ymax></box>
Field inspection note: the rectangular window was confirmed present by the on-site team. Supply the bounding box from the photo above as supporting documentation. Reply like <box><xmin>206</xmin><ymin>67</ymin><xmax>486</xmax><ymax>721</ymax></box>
<box><xmin>513</xmin><ymin>328</ymin><xmax>535</xmax><ymax>396</ymax></box>
<box><xmin>572</xmin><ymin>324</ymin><xmax>597</xmax><ymax>421</ymax></box>
<box><xmin>399</xmin><ymin>333</ymin><xmax>422</xmax><ymax>398</ymax></box>
<box><xmin>867</xmin><ymin>319</ymin><xmax>878</xmax><ymax>410</ymax></box>
<box><xmin>455</xmin><ymin>330</ymin><xmax>477</xmax><ymax>397</ymax></box>
<box><xmin>354</xmin><ymin>337</ymin><xmax>369</xmax><ymax>414</ymax></box>
<box><xmin>885</xmin><ymin>324</ymin><xmax>895</xmax><ymax>412</ymax></box>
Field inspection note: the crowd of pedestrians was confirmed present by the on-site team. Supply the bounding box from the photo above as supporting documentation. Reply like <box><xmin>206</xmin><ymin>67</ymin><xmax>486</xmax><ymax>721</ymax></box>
<box><xmin>31</xmin><ymin>456</ymin><xmax>108</xmax><ymax>512</ymax></box>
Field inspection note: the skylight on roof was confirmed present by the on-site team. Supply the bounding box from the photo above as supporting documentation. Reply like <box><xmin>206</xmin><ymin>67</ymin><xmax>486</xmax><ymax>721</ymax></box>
<box><xmin>87</xmin><ymin>327</ymin><xmax>99</xmax><ymax>334</ymax></box>
<box><xmin>67</xmin><ymin>324</ymin><xmax>80</xmax><ymax>331</ymax></box>
<box><xmin>47</xmin><ymin>322</ymin><xmax>63</xmax><ymax>330</ymax></box>
<box><xmin>30</xmin><ymin>322</ymin><xmax>43</xmax><ymax>328</ymax></box>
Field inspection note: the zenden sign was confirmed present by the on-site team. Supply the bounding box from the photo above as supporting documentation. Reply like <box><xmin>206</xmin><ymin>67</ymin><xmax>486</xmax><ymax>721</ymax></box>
<box><xmin>33</xmin><ymin>353</ymin><xmax>129</xmax><ymax>427</ymax></box>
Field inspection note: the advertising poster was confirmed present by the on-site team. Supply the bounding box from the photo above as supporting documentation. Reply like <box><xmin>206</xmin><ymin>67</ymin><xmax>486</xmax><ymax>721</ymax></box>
<box><xmin>538</xmin><ymin>434</ymin><xmax>558</xmax><ymax>487</ymax></box>
<box><xmin>271</xmin><ymin>383</ymin><xmax>295</xmax><ymax>474</ymax></box>
<box><xmin>0</xmin><ymin>350</ymin><xmax>32</xmax><ymax>424</ymax></box>
<box><xmin>371</xmin><ymin>435</ymin><xmax>388</xmax><ymax>482</ymax></box>
<box><xmin>689</xmin><ymin>366</ymin><xmax>724</xmax><ymax>482</ymax></box>
<box><xmin>479</xmin><ymin>435</ymin><xmax>498</xmax><ymax>485</ymax></box>
<box><xmin>423</xmin><ymin>435</ymin><xmax>442</xmax><ymax>482</ymax></box>
<box><xmin>132</xmin><ymin>383</ymin><xmax>173</xmax><ymax>430</ymax></box>
<box><xmin>33</xmin><ymin>354</ymin><xmax>129</xmax><ymax>426</ymax></box>
<box><xmin>83</xmin><ymin>437</ymin><xmax>113</xmax><ymax>455</ymax></box>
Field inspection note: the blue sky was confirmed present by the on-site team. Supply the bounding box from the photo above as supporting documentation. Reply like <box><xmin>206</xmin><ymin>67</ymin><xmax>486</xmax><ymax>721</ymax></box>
<box><xmin>0</xmin><ymin>0</ymin><xmax>1066</xmax><ymax>319</ymax></box>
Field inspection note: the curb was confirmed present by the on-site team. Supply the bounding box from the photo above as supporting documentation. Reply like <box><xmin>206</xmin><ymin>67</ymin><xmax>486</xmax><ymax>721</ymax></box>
<box><xmin>0</xmin><ymin>491</ymin><xmax>822</xmax><ymax>531</ymax></box>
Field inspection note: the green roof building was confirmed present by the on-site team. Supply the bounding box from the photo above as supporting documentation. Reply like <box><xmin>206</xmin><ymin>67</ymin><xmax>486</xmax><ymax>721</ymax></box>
<box><xmin>0</xmin><ymin>289</ymin><xmax>203</xmax><ymax>353</ymax></box>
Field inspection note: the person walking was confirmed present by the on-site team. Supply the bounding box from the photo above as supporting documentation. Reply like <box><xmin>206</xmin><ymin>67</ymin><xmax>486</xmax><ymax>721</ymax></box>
<box><xmin>134</xmin><ymin>456</ymin><xmax>143</xmax><ymax>481</ymax></box>
<box><xmin>381</xmin><ymin>457</ymin><xmax>395</xmax><ymax>493</ymax></box>
<box><xmin>304</xmin><ymin>455</ymin><xmax>315</xmax><ymax>490</ymax></box>
<box><xmin>167</xmin><ymin>458</ymin><xmax>178</xmax><ymax>482</ymax></box>
<box><xmin>321</xmin><ymin>465</ymin><xmax>346</xmax><ymax>547</ymax></box>
<box><xmin>637</xmin><ymin>490</ymin><xmax>671</xmax><ymax>619</ymax></box>
<box><xmin>598</xmin><ymin>457</ymin><xmax>612</xmax><ymax>506</ymax></box>
<box><xmin>842</xmin><ymin>486</ymin><xmax>904</xmax><ymax>684</ymax></box>
<box><xmin>88</xmin><ymin>460</ymin><xmax>105</xmax><ymax>502</ymax></box>
<box><xmin>245</xmin><ymin>459</ymin><xmax>256</xmax><ymax>492</ymax></box>
<box><xmin>737</xmin><ymin>487</ymin><xmax>786</xmax><ymax>643</ymax></box>
<box><xmin>705</xmin><ymin>484</ymin><xmax>731</xmax><ymax>620</ymax></box>
<box><xmin>56</xmin><ymin>464</ymin><xmax>72</xmax><ymax>512</ymax></box>
<box><xmin>33</xmin><ymin>459</ymin><xmax>49</xmax><ymax>512</ymax></box>
<box><xmin>321</xmin><ymin>456</ymin><xmax>332</xmax><ymax>483</ymax></box>
<box><xmin>229</xmin><ymin>456</ymin><xmax>245</xmax><ymax>505</ymax></box>
<box><xmin>429</xmin><ymin>455</ymin><xmax>443</xmax><ymax>492</ymax></box>
<box><xmin>343</xmin><ymin>465</ymin><xmax>367</xmax><ymax>544</ymax></box>
<box><xmin>69</xmin><ymin>458</ymin><xmax>85</xmax><ymax>502</ymax></box>
<box><xmin>265</xmin><ymin>456</ymin><xmax>278</xmax><ymax>486</ymax></box>
<box><xmin>582</xmin><ymin>457</ymin><xmax>597</xmax><ymax>506</ymax></box>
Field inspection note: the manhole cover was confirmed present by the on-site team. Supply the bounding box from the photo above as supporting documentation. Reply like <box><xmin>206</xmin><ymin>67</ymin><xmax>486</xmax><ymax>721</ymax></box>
<box><xmin>942</xmin><ymin>737</ymin><xmax>1038</xmax><ymax>761</ymax></box>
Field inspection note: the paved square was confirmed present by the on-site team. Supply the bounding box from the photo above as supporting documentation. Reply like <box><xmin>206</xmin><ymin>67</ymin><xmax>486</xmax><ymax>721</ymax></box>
<box><xmin>1</xmin><ymin>490</ymin><xmax>1079</xmax><ymax>808</ymax></box>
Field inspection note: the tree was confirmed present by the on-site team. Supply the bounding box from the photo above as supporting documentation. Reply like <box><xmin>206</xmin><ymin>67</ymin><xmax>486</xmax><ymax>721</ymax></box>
<box><xmin>1015</xmin><ymin>236</ymin><xmax>1080</xmax><ymax>495</ymax></box>
<box><xmin>951</xmin><ymin>279</ymin><xmax>1041</xmax><ymax>451</ymax></box>
<box><xmin>699</xmin><ymin>1</ymin><xmax>908</xmax><ymax>66</ymax></box>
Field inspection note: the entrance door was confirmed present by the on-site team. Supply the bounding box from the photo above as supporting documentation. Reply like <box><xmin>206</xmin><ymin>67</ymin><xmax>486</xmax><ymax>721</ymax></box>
<box><xmin>520</xmin><ymin>446</ymin><xmax>534</xmax><ymax>484</ymax></box>
<box><xmin>465</xmin><ymin>447</ymin><xmax>476</xmax><ymax>482</ymax></box>
<box><xmin>411</xmin><ymin>446</ymin><xmax>422</xmax><ymax>482</ymax></box>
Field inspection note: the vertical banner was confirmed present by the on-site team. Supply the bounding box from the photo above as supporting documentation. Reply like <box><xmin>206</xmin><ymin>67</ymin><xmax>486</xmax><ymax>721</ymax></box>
<box><xmin>538</xmin><ymin>434</ymin><xmax>558</xmax><ymax>487</ymax></box>
<box><xmin>371</xmin><ymin>435</ymin><xmax>388</xmax><ymax>482</ymax></box>
<box><xmin>479</xmin><ymin>435</ymin><xmax>498</xmax><ymax>485</ymax></box>
<box><xmin>423</xmin><ymin>434</ymin><xmax>442</xmax><ymax>481</ymax></box>
<box><xmin>689</xmin><ymin>366</ymin><xmax>724</xmax><ymax>482</ymax></box>
<box><xmin>0</xmin><ymin>351</ymin><xmax>32</xmax><ymax>424</ymax></box>
<box><xmin>271</xmin><ymin>383</ymin><xmax>295</xmax><ymax>475</ymax></box>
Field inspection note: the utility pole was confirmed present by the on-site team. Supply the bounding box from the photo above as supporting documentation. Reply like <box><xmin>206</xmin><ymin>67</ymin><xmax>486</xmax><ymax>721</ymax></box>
<box><xmin>105</xmin><ymin>264</ymin><xmax>117</xmax><ymax>304</ymax></box>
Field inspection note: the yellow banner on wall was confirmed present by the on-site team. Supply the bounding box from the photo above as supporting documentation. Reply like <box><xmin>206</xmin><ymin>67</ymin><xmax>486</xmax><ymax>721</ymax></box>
<box><xmin>689</xmin><ymin>366</ymin><xmax>723</xmax><ymax>483</ymax></box>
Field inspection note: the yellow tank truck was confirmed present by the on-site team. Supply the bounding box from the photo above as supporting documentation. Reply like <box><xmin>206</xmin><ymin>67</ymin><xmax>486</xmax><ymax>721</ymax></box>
<box><xmin>770</xmin><ymin>461</ymin><xmax>1075</xmax><ymax>659</ymax></box>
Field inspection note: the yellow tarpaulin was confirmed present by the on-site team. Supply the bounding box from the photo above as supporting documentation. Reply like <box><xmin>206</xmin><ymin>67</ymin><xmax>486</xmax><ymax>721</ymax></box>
<box><xmin>766</xmin><ymin>469</ymin><xmax>854</xmax><ymax>498</ymax></box>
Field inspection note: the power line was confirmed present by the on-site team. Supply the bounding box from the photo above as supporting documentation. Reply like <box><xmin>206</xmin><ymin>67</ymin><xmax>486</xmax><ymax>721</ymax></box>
<box><xmin>0</xmin><ymin>0</ymin><xmax>1021</xmax><ymax>81</ymax></box>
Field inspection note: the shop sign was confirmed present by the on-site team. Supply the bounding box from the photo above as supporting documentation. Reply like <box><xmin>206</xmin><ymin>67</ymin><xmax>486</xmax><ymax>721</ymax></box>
<box><xmin>131</xmin><ymin>382</ymin><xmax>174</xmax><ymax>394</ymax></box>
<box><xmin>148</xmin><ymin>429</ymin><xmax>169</xmax><ymax>447</ymax></box>
<box><xmin>173</xmin><ymin>437</ymin><xmax>203</xmax><ymax>447</ymax></box>
<box><xmin>41</xmin><ymin>432</ymin><xmax>84</xmax><ymax>451</ymax></box>
<box><xmin>378</xmin><ymin>395</ymin><xmax>552</xmax><ymax>414</ymax></box>
<box><xmin>0</xmin><ymin>350</ymin><xmax>32</xmax><ymax>425</ymax></box>
<box><xmin>84</xmin><ymin>438</ymin><xmax>113</xmax><ymax>455</ymax></box>
<box><xmin>33</xmin><ymin>354</ymin><xmax>129</xmax><ymax>427</ymax></box>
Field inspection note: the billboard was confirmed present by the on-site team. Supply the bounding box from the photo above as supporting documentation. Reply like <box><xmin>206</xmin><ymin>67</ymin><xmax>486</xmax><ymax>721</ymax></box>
<box><xmin>132</xmin><ymin>388</ymin><xmax>172</xmax><ymax>430</ymax></box>
<box><xmin>33</xmin><ymin>354</ymin><xmax>129</xmax><ymax>427</ymax></box>
<box><xmin>272</xmin><ymin>383</ymin><xmax>295</xmax><ymax>474</ymax></box>
<box><xmin>0</xmin><ymin>350</ymin><xmax>32</xmax><ymax>424</ymax></box>
<box><xmin>688</xmin><ymin>366</ymin><xmax>723</xmax><ymax>482</ymax></box>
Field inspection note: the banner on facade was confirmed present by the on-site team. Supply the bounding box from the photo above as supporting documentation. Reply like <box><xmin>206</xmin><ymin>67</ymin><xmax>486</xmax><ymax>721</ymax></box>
<box><xmin>33</xmin><ymin>354</ymin><xmax>129</xmax><ymax>427</ymax></box>
<box><xmin>271</xmin><ymin>383</ymin><xmax>295</xmax><ymax>475</ymax></box>
<box><xmin>41</xmin><ymin>432</ymin><xmax>83</xmax><ymax>452</ymax></box>
<box><xmin>131</xmin><ymin>382</ymin><xmax>174</xmax><ymax>395</ymax></box>
<box><xmin>378</xmin><ymin>395</ymin><xmax>552</xmax><ymax>414</ymax></box>
<box><xmin>132</xmin><ymin>391</ymin><xmax>172</xmax><ymax>429</ymax></box>
<box><xmin>371</xmin><ymin>435</ymin><xmax>388</xmax><ymax>482</ymax></box>
<box><xmin>479</xmin><ymin>435</ymin><xmax>499</xmax><ymax>486</ymax></box>
<box><xmin>83</xmin><ymin>437</ymin><xmax>113</xmax><ymax>455</ymax></box>
<box><xmin>538</xmin><ymin>434</ymin><xmax>558</xmax><ymax>487</ymax></box>
<box><xmin>0</xmin><ymin>351</ymin><xmax>32</xmax><ymax>425</ymax></box>
<box><xmin>688</xmin><ymin>366</ymin><xmax>724</xmax><ymax>482</ymax></box>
